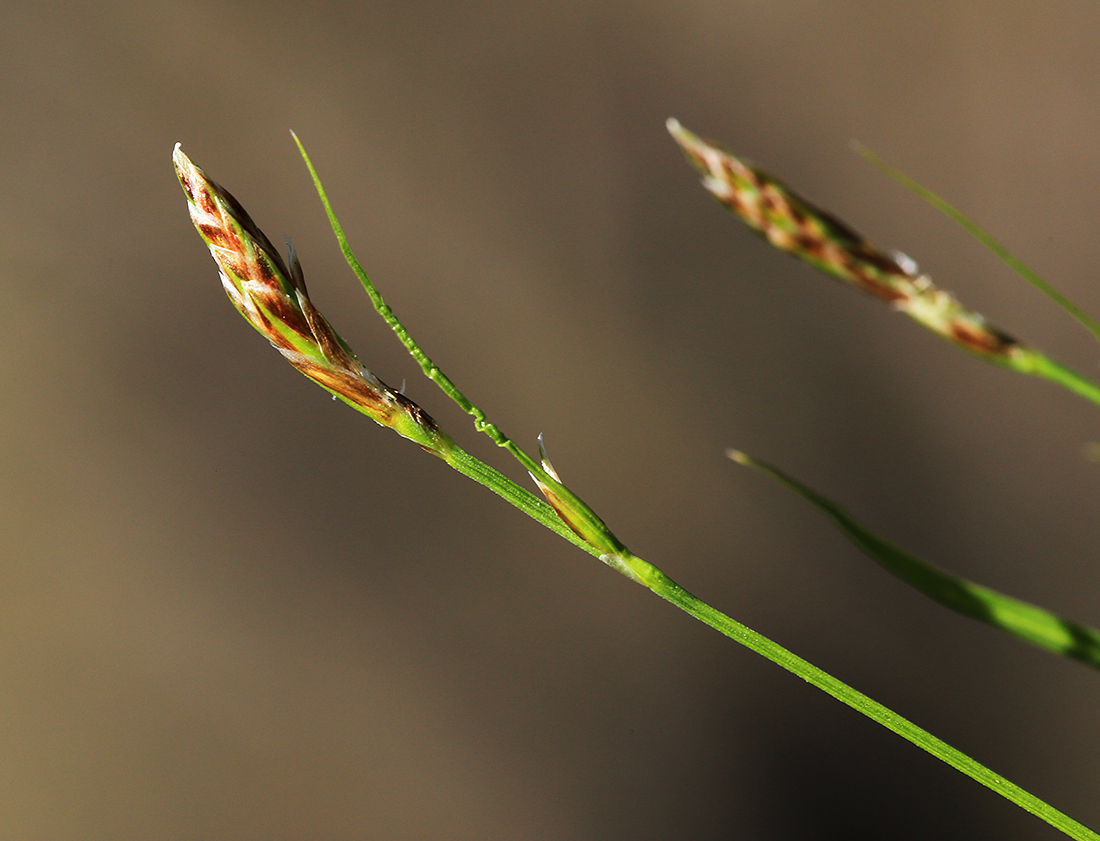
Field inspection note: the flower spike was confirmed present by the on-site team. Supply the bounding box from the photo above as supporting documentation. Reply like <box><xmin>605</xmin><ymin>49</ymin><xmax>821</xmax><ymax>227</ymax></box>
<box><xmin>667</xmin><ymin>120</ymin><xmax>1100</xmax><ymax>407</ymax></box>
<box><xmin>666</xmin><ymin>119</ymin><xmax>1022</xmax><ymax>362</ymax></box>
<box><xmin>173</xmin><ymin>144</ymin><xmax>452</xmax><ymax>456</ymax></box>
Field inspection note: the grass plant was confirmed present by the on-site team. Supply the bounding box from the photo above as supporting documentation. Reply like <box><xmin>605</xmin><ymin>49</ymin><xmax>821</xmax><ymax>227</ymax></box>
<box><xmin>174</xmin><ymin>125</ymin><xmax>1100</xmax><ymax>838</ymax></box>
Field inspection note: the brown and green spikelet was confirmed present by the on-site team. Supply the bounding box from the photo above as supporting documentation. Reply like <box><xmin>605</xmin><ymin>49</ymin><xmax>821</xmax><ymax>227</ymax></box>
<box><xmin>173</xmin><ymin>144</ymin><xmax>452</xmax><ymax>455</ymax></box>
<box><xmin>666</xmin><ymin>119</ymin><xmax>1025</xmax><ymax>363</ymax></box>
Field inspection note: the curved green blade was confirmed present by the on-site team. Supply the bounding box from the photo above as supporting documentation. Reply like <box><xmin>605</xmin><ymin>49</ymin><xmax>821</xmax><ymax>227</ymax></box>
<box><xmin>729</xmin><ymin>449</ymin><xmax>1100</xmax><ymax>670</ymax></box>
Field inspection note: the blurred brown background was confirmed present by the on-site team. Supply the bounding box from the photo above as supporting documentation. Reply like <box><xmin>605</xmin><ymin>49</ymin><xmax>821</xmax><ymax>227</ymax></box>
<box><xmin>3</xmin><ymin>1</ymin><xmax>1100</xmax><ymax>838</ymax></box>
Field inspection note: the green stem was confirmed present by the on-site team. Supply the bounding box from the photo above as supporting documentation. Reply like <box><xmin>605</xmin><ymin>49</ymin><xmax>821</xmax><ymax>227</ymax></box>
<box><xmin>1023</xmin><ymin>350</ymin><xmax>1100</xmax><ymax>408</ymax></box>
<box><xmin>292</xmin><ymin>134</ymin><xmax>541</xmax><ymax>461</ymax></box>
<box><xmin>444</xmin><ymin>445</ymin><xmax>595</xmax><ymax>554</ymax></box>
<box><xmin>645</xmin><ymin>565</ymin><xmax>1098</xmax><ymax>840</ymax></box>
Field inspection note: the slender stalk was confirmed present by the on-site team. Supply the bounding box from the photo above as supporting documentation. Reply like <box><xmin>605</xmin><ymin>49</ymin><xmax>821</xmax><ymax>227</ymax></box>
<box><xmin>426</xmin><ymin>437</ymin><xmax>1100</xmax><ymax>837</ymax></box>
<box><xmin>1022</xmin><ymin>352</ymin><xmax>1100</xmax><ymax>407</ymax></box>
<box><xmin>647</xmin><ymin>569</ymin><xmax>1099</xmax><ymax>840</ymax></box>
<box><xmin>438</xmin><ymin>442</ymin><xmax>1100</xmax><ymax>835</ymax></box>
<box><xmin>437</xmin><ymin>438</ymin><xmax>1099</xmax><ymax>833</ymax></box>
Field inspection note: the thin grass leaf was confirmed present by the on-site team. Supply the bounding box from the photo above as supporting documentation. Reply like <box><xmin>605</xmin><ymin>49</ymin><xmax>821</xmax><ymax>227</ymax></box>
<box><xmin>667</xmin><ymin>119</ymin><xmax>1100</xmax><ymax>409</ymax></box>
<box><xmin>290</xmin><ymin>132</ymin><xmax>631</xmax><ymax>560</ymax></box>
<box><xmin>729</xmin><ymin>449</ymin><xmax>1100</xmax><ymax>670</ymax></box>
<box><xmin>853</xmin><ymin>142</ymin><xmax>1100</xmax><ymax>345</ymax></box>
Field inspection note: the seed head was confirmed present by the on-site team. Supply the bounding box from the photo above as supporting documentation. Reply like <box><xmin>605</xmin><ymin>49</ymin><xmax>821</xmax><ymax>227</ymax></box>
<box><xmin>173</xmin><ymin>144</ymin><xmax>452</xmax><ymax>455</ymax></box>
<box><xmin>667</xmin><ymin>119</ymin><xmax>1022</xmax><ymax>362</ymax></box>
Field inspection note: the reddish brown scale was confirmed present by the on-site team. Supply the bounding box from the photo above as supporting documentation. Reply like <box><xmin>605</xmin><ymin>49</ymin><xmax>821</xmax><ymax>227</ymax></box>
<box><xmin>792</xmin><ymin>214</ymin><xmax>827</xmax><ymax>244</ymax></box>
<box><xmin>272</xmin><ymin>306</ymin><xmax>314</xmax><ymax>342</ymax></box>
<box><xmin>252</xmin><ymin>253</ymin><xmax>281</xmax><ymax>286</ymax></box>
<box><xmin>343</xmin><ymin>382</ymin><xmax>399</xmax><ymax>421</ymax></box>
<box><xmin>313</xmin><ymin>331</ymin><xmax>352</xmax><ymax>368</ymax></box>
<box><xmin>822</xmin><ymin>244</ymin><xmax>903</xmax><ymax>301</ymax></box>
<box><xmin>760</xmin><ymin>183</ymin><xmax>792</xmax><ymax>218</ymax></box>
<box><xmin>194</xmin><ymin>188</ymin><xmax>219</xmax><ymax>217</ymax></box>
<box><xmin>787</xmin><ymin>203</ymin><xmax>809</xmax><ymax>227</ymax></box>
<box><xmin>251</xmin><ymin>294</ymin><xmax>312</xmax><ymax>350</ymax></box>
<box><xmin>949</xmin><ymin>322</ymin><xmax>1018</xmax><ymax>356</ymax></box>
<box><xmin>248</xmin><ymin>309</ymin><xmax>288</xmax><ymax>349</ymax></box>
<box><xmin>850</xmin><ymin>268</ymin><xmax>909</xmax><ymax>303</ymax></box>
<box><xmin>793</xmin><ymin>231</ymin><xmax>824</xmax><ymax>257</ymax></box>
<box><xmin>395</xmin><ymin>394</ymin><xmax>442</xmax><ymax>435</ymax></box>
<box><xmin>197</xmin><ymin>222</ymin><xmax>236</xmax><ymax>251</ymax></box>
<box><xmin>298</xmin><ymin>300</ymin><xmax>351</xmax><ymax>364</ymax></box>
<box><xmin>179</xmin><ymin>177</ymin><xmax>197</xmax><ymax>203</ymax></box>
<box><xmin>858</xmin><ymin>244</ymin><xmax>908</xmax><ymax>278</ymax></box>
<box><xmin>304</xmin><ymin>366</ymin><xmax>375</xmax><ymax>410</ymax></box>
<box><xmin>758</xmin><ymin>187</ymin><xmax>778</xmax><ymax>211</ymax></box>
<box><xmin>213</xmin><ymin>250</ymin><xmax>243</xmax><ymax>278</ymax></box>
<box><xmin>801</xmin><ymin>238</ymin><xmax>847</xmax><ymax>280</ymax></box>
<box><xmin>539</xmin><ymin>490</ymin><xmax>590</xmax><ymax>542</ymax></box>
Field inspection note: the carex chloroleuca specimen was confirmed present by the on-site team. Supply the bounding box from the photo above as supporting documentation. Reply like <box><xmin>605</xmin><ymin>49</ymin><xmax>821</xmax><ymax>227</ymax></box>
<box><xmin>168</xmin><ymin>138</ymin><xmax>1100</xmax><ymax>835</ymax></box>
<box><xmin>173</xmin><ymin>144</ymin><xmax>452</xmax><ymax>456</ymax></box>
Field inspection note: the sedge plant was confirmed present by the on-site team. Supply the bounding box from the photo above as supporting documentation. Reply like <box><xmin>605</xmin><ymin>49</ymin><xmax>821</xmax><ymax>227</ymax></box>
<box><xmin>174</xmin><ymin>128</ymin><xmax>1100</xmax><ymax>838</ymax></box>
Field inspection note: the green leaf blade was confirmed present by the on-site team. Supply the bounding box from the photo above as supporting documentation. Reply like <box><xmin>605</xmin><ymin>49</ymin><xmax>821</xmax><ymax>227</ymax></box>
<box><xmin>728</xmin><ymin>450</ymin><xmax>1100</xmax><ymax>670</ymax></box>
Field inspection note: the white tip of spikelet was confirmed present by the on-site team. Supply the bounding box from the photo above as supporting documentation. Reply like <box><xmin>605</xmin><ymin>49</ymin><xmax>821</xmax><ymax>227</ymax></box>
<box><xmin>725</xmin><ymin>448</ymin><xmax>749</xmax><ymax>465</ymax></box>
<box><xmin>172</xmin><ymin>143</ymin><xmax>189</xmax><ymax>170</ymax></box>
<box><xmin>536</xmin><ymin>433</ymin><xmax>562</xmax><ymax>481</ymax></box>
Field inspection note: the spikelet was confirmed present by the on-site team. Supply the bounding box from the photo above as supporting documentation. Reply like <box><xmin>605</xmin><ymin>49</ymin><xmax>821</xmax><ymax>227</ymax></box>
<box><xmin>173</xmin><ymin>144</ymin><xmax>452</xmax><ymax>456</ymax></box>
<box><xmin>666</xmin><ymin>119</ymin><xmax>1024</xmax><ymax>363</ymax></box>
